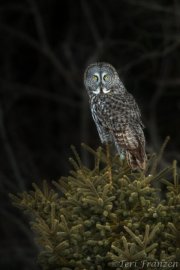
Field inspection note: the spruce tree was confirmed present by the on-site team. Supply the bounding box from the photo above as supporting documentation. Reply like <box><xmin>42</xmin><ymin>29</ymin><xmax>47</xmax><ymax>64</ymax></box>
<box><xmin>10</xmin><ymin>141</ymin><xmax>180</xmax><ymax>270</ymax></box>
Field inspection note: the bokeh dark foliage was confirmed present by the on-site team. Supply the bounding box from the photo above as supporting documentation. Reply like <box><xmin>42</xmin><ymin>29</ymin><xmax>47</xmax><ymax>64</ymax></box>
<box><xmin>0</xmin><ymin>0</ymin><xmax>180</xmax><ymax>269</ymax></box>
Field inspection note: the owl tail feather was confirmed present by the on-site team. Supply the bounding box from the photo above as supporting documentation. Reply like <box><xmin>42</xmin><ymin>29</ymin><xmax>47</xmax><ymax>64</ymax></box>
<box><xmin>126</xmin><ymin>149</ymin><xmax>147</xmax><ymax>171</ymax></box>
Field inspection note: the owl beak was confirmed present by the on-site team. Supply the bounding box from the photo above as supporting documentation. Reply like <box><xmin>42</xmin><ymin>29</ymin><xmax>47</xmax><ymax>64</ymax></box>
<box><xmin>99</xmin><ymin>83</ymin><xmax>103</xmax><ymax>93</ymax></box>
<box><xmin>99</xmin><ymin>83</ymin><xmax>110</xmax><ymax>94</ymax></box>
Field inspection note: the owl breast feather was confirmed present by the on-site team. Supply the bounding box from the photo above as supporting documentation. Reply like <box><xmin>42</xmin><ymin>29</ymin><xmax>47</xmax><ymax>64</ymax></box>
<box><xmin>92</xmin><ymin>94</ymin><xmax>128</xmax><ymax>127</ymax></box>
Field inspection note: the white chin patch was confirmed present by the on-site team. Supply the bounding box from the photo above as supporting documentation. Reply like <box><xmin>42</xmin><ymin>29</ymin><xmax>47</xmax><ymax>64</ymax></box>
<box><xmin>103</xmin><ymin>88</ymin><xmax>110</xmax><ymax>93</ymax></box>
<box><xmin>93</xmin><ymin>87</ymin><xmax>100</xmax><ymax>94</ymax></box>
<box><xmin>92</xmin><ymin>87</ymin><xmax>111</xmax><ymax>94</ymax></box>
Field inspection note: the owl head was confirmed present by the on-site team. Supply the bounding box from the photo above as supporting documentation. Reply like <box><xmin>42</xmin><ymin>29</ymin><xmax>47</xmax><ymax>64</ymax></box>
<box><xmin>84</xmin><ymin>62</ymin><xmax>125</xmax><ymax>97</ymax></box>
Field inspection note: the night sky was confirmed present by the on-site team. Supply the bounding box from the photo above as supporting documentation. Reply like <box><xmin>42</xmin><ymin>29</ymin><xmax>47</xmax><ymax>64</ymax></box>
<box><xmin>0</xmin><ymin>0</ymin><xmax>180</xmax><ymax>269</ymax></box>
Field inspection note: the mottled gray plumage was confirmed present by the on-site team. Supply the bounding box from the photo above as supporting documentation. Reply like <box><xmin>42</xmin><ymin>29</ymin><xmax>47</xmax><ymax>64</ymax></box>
<box><xmin>84</xmin><ymin>62</ymin><xmax>146</xmax><ymax>170</ymax></box>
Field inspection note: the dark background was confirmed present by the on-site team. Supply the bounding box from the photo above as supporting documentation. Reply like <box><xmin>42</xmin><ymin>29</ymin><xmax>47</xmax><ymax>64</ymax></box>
<box><xmin>0</xmin><ymin>0</ymin><xmax>180</xmax><ymax>269</ymax></box>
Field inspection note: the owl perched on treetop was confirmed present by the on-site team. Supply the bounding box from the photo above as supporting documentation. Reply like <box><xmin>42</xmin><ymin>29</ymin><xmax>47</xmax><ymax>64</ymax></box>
<box><xmin>84</xmin><ymin>62</ymin><xmax>147</xmax><ymax>170</ymax></box>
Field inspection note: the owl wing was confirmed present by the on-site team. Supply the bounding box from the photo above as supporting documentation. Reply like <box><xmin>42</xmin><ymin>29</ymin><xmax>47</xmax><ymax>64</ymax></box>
<box><xmin>114</xmin><ymin>124</ymin><xmax>146</xmax><ymax>170</ymax></box>
<box><xmin>125</xmin><ymin>92</ymin><xmax>144</xmax><ymax>128</ymax></box>
<box><xmin>106</xmin><ymin>93</ymin><xmax>146</xmax><ymax>169</ymax></box>
<box><xmin>103</xmin><ymin>92</ymin><xmax>144</xmax><ymax>130</ymax></box>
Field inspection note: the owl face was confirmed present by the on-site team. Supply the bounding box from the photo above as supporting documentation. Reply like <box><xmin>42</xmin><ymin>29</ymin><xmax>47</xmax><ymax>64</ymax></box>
<box><xmin>84</xmin><ymin>62</ymin><xmax>120</xmax><ymax>96</ymax></box>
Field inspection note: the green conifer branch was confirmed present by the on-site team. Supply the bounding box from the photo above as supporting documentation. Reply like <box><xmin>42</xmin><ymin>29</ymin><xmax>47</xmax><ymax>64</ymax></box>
<box><xmin>10</xmin><ymin>143</ymin><xmax>180</xmax><ymax>269</ymax></box>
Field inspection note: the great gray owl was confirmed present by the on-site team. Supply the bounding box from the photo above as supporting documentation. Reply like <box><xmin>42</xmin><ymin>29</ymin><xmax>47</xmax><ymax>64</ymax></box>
<box><xmin>84</xmin><ymin>62</ymin><xmax>147</xmax><ymax>170</ymax></box>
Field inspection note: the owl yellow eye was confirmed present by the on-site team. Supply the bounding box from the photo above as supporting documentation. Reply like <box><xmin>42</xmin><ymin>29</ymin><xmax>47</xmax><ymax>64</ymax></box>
<box><xmin>104</xmin><ymin>74</ymin><xmax>110</xmax><ymax>81</ymax></box>
<box><xmin>92</xmin><ymin>75</ymin><xmax>98</xmax><ymax>82</ymax></box>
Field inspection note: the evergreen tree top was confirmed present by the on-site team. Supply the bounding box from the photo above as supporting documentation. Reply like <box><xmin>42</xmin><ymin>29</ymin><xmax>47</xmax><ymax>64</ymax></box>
<box><xmin>10</xmin><ymin>142</ymin><xmax>180</xmax><ymax>270</ymax></box>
